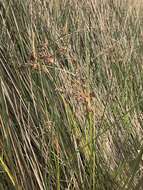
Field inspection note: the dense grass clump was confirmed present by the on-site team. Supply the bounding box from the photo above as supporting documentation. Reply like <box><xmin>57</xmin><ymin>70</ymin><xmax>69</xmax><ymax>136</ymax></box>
<box><xmin>0</xmin><ymin>0</ymin><xmax>143</xmax><ymax>189</ymax></box>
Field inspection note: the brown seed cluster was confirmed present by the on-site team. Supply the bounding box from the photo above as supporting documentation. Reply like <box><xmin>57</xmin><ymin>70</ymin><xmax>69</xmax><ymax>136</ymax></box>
<box><xmin>26</xmin><ymin>42</ymin><xmax>55</xmax><ymax>71</ymax></box>
<box><xmin>24</xmin><ymin>40</ymin><xmax>79</xmax><ymax>72</ymax></box>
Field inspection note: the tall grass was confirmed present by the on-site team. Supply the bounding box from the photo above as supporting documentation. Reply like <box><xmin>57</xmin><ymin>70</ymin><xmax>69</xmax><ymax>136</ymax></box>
<box><xmin>0</xmin><ymin>0</ymin><xmax>143</xmax><ymax>189</ymax></box>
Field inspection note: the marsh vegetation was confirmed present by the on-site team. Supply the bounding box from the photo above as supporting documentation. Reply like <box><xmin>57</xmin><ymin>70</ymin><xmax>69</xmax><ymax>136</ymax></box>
<box><xmin>0</xmin><ymin>0</ymin><xmax>143</xmax><ymax>189</ymax></box>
